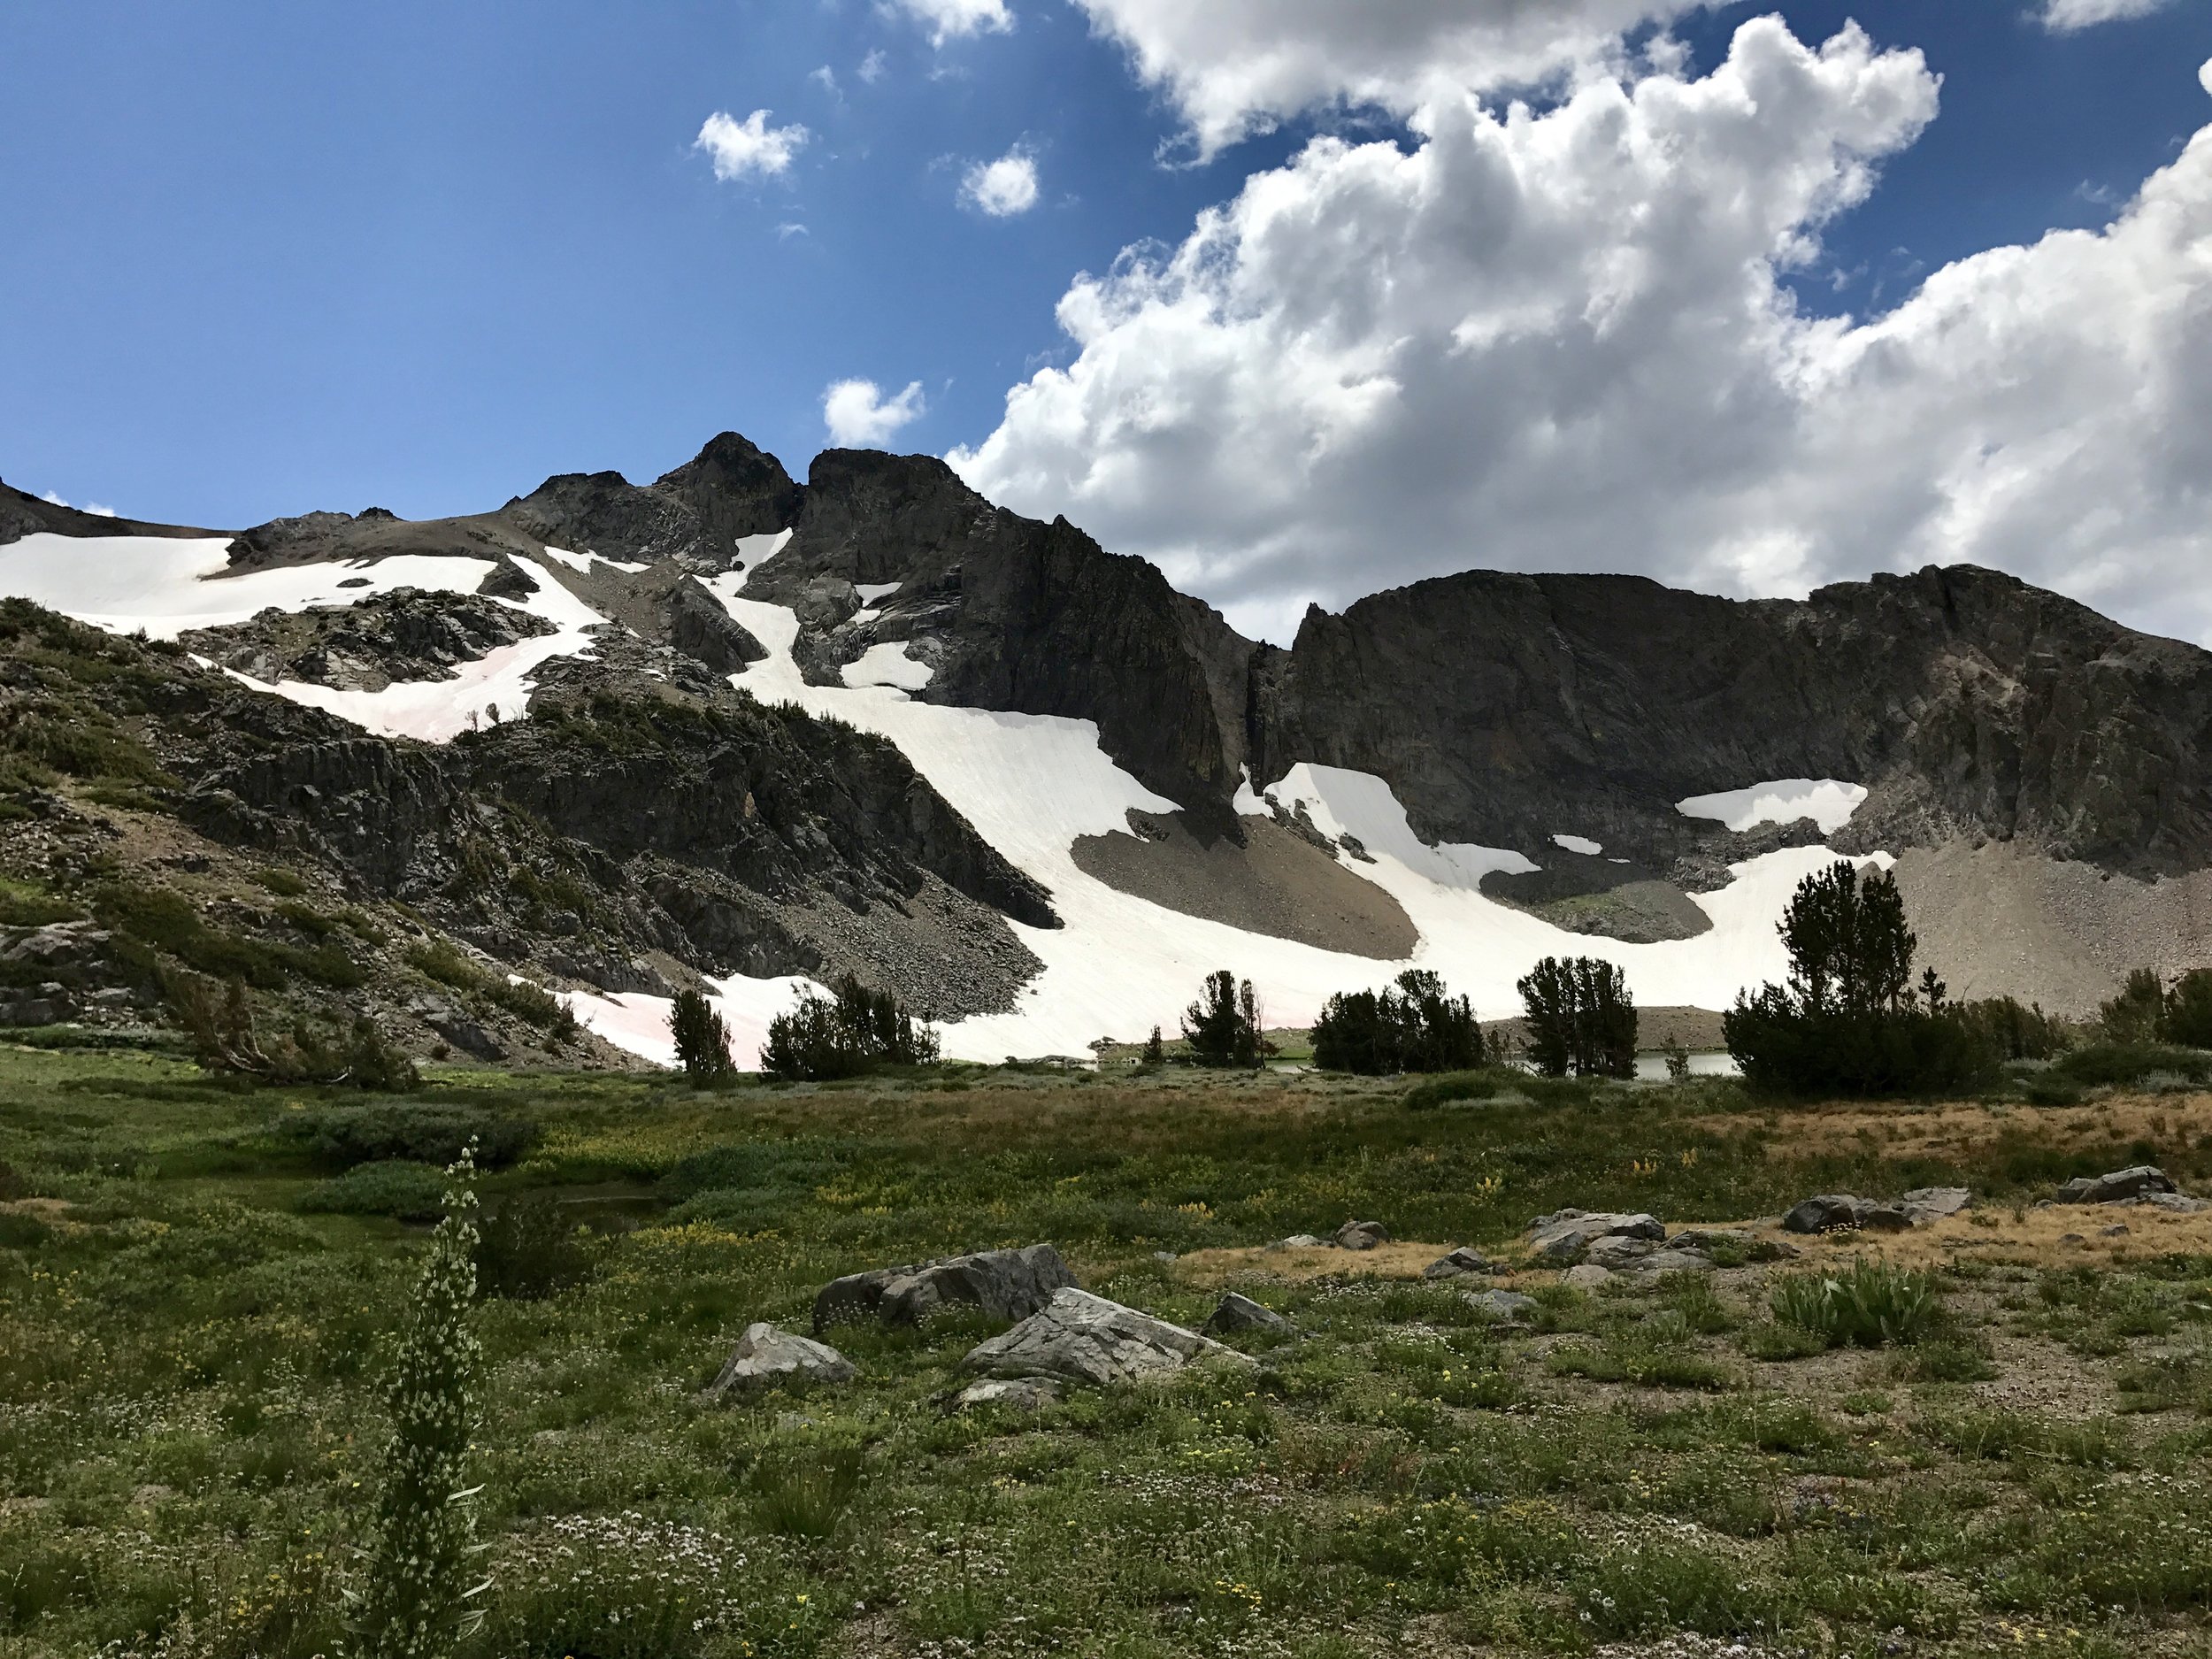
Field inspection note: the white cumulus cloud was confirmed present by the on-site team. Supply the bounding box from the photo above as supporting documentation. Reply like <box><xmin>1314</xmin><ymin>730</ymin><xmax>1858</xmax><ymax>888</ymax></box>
<box><xmin>960</xmin><ymin>148</ymin><xmax>1041</xmax><ymax>216</ymax></box>
<box><xmin>887</xmin><ymin>0</ymin><xmax>1013</xmax><ymax>48</ymax></box>
<box><xmin>694</xmin><ymin>109</ymin><xmax>810</xmax><ymax>181</ymax></box>
<box><xmin>825</xmin><ymin>379</ymin><xmax>928</xmax><ymax>447</ymax></box>
<box><xmin>39</xmin><ymin>489</ymin><xmax>114</xmax><ymax>516</ymax></box>
<box><xmin>2039</xmin><ymin>0</ymin><xmax>2179</xmax><ymax>30</ymax></box>
<box><xmin>1073</xmin><ymin>0</ymin><xmax>1709</xmax><ymax>156</ymax></box>
<box><xmin>954</xmin><ymin>16</ymin><xmax>2212</xmax><ymax>650</ymax></box>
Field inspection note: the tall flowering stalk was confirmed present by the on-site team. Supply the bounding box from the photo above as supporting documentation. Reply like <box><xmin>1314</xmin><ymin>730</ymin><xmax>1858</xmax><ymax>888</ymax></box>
<box><xmin>355</xmin><ymin>1146</ymin><xmax>488</xmax><ymax>1658</ymax></box>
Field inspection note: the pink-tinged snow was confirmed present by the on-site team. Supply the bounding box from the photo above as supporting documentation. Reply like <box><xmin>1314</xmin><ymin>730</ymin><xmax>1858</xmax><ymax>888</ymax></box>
<box><xmin>558</xmin><ymin>975</ymin><xmax>818</xmax><ymax>1071</ymax></box>
<box><xmin>0</xmin><ymin>533</ymin><xmax>496</xmax><ymax>638</ymax></box>
<box><xmin>565</xmin><ymin>535</ymin><xmax>1892</xmax><ymax>1069</ymax></box>
<box><xmin>217</xmin><ymin>556</ymin><xmax>606</xmax><ymax>742</ymax></box>
<box><xmin>1677</xmin><ymin>779</ymin><xmax>1869</xmax><ymax>835</ymax></box>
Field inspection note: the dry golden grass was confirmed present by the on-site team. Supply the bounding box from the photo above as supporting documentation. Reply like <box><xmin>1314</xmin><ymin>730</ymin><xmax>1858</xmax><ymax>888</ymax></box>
<box><xmin>1698</xmin><ymin>1089</ymin><xmax>2212</xmax><ymax>1163</ymax></box>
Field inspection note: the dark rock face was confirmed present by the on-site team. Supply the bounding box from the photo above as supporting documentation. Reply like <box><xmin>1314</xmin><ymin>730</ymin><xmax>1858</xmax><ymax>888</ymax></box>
<box><xmin>504</xmin><ymin>432</ymin><xmax>799</xmax><ymax>571</ymax></box>
<box><xmin>750</xmin><ymin>451</ymin><xmax>1255</xmax><ymax>833</ymax></box>
<box><xmin>179</xmin><ymin>590</ymin><xmax>557</xmax><ymax>690</ymax></box>
<box><xmin>666</xmin><ymin>578</ymin><xmax>766</xmax><ymax>673</ymax></box>
<box><xmin>1250</xmin><ymin>565</ymin><xmax>2212</xmax><ymax>879</ymax></box>
<box><xmin>0</xmin><ymin>479</ymin><xmax>224</xmax><ymax>544</ymax></box>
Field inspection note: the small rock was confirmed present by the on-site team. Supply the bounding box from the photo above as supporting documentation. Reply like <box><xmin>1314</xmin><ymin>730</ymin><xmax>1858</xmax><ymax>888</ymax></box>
<box><xmin>1422</xmin><ymin>1246</ymin><xmax>1496</xmax><ymax>1280</ymax></box>
<box><xmin>1631</xmin><ymin>1248</ymin><xmax>1717</xmax><ymax>1277</ymax></box>
<box><xmin>963</xmin><ymin>1288</ymin><xmax>1253</xmax><ymax>1386</ymax></box>
<box><xmin>1203</xmin><ymin>1291</ymin><xmax>1293</xmax><ymax>1336</ymax></box>
<box><xmin>1272</xmin><ymin>1233</ymin><xmax>1329</xmax><ymax>1249</ymax></box>
<box><xmin>1563</xmin><ymin>1263</ymin><xmax>1615</xmax><ymax>1291</ymax></box>
<box><xmin>2100</xmin><ymin>1224</ymin><xmax>2131</xmax><ymax>1238</ymax></box>
<box><xmin>1781</xmin><ymin>1194</ymin><xmax>1911</xmax><ymax>1234</ymax></box>
<box><xmin>1899</xmin><ymin>1187</ymin><xmax>1973</xmax><ymax>1226</ymax></box>
<box><xmin>813</xmin><ymin>1243</ymin><xmax>1079</xmax><ymax>1333</ymax></box>
<box><xmin>1464</xmin><ymin>1288</ymin><xmax>1537</xmax><ymax>1325</ymax></box>
<box><xmin>1586</xmin><ymin>1234</ymin><xmax>1661</xmax><ymax>1270</ymax></box>
<box><xmin>1151</xmin><ymin>1250</ymin><xmax>1179</xmax><ymax>1263</ymax></box>
<box><xmin>949</xmin><ymin>1378</ymin><xmax>1062</xmax><ymax>1413</ymax></box>
<box><xmin>702</xmin><ymin>1323</ymin><xmax>856</xmax><ymax>1399</ymax></box>
<box><xmin>1334</xmin><ymin>1219</ymin><xmax>1389</xmax><ymax>1251</ymax></box>
<box><xmin>2060</xmin><ymin>1232</ymin><xmax>2087</xmax><ymax>1247</ymax></box>
<box><xmin>2055</xmin><ymin>1165</ymin><xmax>2177</xmax><ymax>1205</ymax></box>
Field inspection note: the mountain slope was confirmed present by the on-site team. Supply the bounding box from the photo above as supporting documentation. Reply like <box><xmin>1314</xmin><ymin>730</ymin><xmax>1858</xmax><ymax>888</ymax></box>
<box><xmin>4</xmin><ymin>433</ymin><xmax>2209</xmax><ymax>1064</ymax></box>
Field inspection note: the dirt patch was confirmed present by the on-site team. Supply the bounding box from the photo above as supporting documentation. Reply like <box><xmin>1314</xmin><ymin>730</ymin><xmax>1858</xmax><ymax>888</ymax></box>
<box><xmin>1071</xmin><ymin>811</ymin><xmax>1417</xmax><ymax>959</ymax></box>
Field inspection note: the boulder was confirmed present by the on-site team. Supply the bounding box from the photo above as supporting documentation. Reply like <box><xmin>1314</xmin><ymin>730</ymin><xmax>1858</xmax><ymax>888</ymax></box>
<box><xmin>1334</xmin><ymin>1219</ymin><xmax>1389</xmax><ymax>1251</ymax></box>
<box><xmin>1464</xmin><ymin>1288</ymin><xmax>1538</xmax><ymax>1325</ymax></box>
<box><xmin>949</xmin><ymin>1378</ymin><xmax>1062</xmax><ymax>1413</ymax></box>
<box><xmin>1422</xmin><ymin>1246</ymin><xmax>1496</xmax><ymax>1281</ymax></box>
<box><xmin>1525</xmin><ymin>1209</ymin><xmax>1665</xmax><ymax>1264</ymax></box>
<box><xmin>1563</xmin><ymin>1264</ymin><xmax>1615</xmax><ymax>1291</ymax></box>
<box><xmin>702</xmin><ymin>1323</ymin><xmax>856</xmax><ymax>1398</ymax></box>
<box><xmin>963</xmin><ymin>1288</ymin><xmax>1252</xmax><ymax>1386</ymax></box>
<box><xmin>1781</xmin><ymin>1194</ymin><xmax>1911</xmax><ymax>1234</ymax></box>
<box><xmin>813</xmin><ymin>1244</ymin><xmax>1078</xmax><ymax>1333</ymax></box>
<box><xmin>1900</xmin><ymin>1187</ymin><xmax>1973</xmax><ymax>1226</ymax></box>
<box><xmin>1666</xmin><ymin>1227</ymin><xmax>1793</xmax><ymax>1257</ymax></box>
<box><xmin>0</xmin><ymin>922</ymin><xmax>108</xmax><ymax>969</ymax></box>
<box><xmin>1272</xmin><ymin>1233</ymin><xmax>1329</xmax><ymax>1248</ymax></box>
<box><xmin>2137</xmin><ymin>1192</ymin><xmax>2210</xmax><ymax>1214</ymax></box>
<box><xmin>0</xmin><ymin>986</ymin><xmax>75</xmax><ymax>1027</ymax></box>
<box><xmin>2055</xmin><ymin>1166</ymin><xmax>2177</xmax><ymax>1205</ymax></box>
<box><xmin>1203</xmin><ymin>1292</ymin><xmax>1293</xmax><ymax>1336</ymax></box>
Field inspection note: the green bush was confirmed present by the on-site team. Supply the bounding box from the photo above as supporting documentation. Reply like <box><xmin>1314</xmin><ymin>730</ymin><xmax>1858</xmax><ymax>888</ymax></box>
<box><xmin>99</xmin><ymin>885</ymin><xmax>362</xmax><ymax>989</ymax></box>
<box><xmin>406</xmin><ymin>940</ymin><xmax>578</xmax><ymax>1038</ymax></box>
<box><xmin>287</xmin><ymin>1102</ymin><xmax>539</xmax><ymax>1171</ymax></box>
<box><xmin>297</xmin><ymin>1160</ymin><xmax>448</xmax><ymax>1221</ymax></box>
<box><xmin>1402</xmin><ymin>1070</ymin><xmax>1507</xmax><ymax>1111</ymax></box>
<box><xmin>2053</xmin><ymin>1043</ymin><xmax>2212</xmax><ymax>1088</ymax></box>
<box><xmin>1770</xmin><ymin>1259</ymin><xmax>1941</xmax><ymax>1349</ymax></box>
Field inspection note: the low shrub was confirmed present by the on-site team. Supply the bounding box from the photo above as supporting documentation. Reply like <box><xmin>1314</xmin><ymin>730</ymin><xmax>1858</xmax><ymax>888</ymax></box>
<box><xmin>1402</xmin><ymin>1070</ymin><xmax>1507</xmax><ymax>1111</ymax></box>
<box><xmin>474</xmin><ymin>1194</ymin><xmax>598</xmax><ymax>1300</ymax></box>
<box><xmin>1770</xmin><ymin>1258</ymin><xmax>1942</xmax><ymax>1349</ymax></box>
<box><xmin>296</xmin><ymin>1160</ymin><xmax>447</xmax><ymax>1221</ymax></box>
<box><xmin>763</xmin><ymin>974</ymin><xmax>940</xmax><ymax>1080</ymax></box>
<box><xmin>286</xmin><ymin>1102</ymin><xmax>539</xmax><ymax>1171</ymax></box>
<box><xmin>2053</xmin><ymin>1042</ymin><xmax>2212</xmax><ymax>1088</ymax></box>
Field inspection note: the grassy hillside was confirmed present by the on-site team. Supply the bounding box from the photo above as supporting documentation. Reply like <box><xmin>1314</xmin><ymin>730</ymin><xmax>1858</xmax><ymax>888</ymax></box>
<box><xmin>4</xmin><ymin>1046</ymin><xmax>2212</xmax><ymax>1656</ymax></box>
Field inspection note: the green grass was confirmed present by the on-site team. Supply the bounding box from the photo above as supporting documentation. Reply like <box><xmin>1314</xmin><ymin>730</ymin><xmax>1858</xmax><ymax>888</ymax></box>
<box><xmin>2</xmin><ymin>1045</ymin><xmax>2211</xmax><ymax>1656</ymax></box>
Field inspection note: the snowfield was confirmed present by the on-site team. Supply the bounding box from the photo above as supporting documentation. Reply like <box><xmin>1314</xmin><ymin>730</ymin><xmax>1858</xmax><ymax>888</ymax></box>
<box><xmin>0</xmin><ymin>526</ymin><xmax>1885</xmax><ymax>1071</ymax></box>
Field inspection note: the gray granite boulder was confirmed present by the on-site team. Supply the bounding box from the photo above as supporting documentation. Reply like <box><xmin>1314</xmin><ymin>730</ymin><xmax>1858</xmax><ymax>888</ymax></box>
<box><xmin>813</xmin><ymin>1243</ymin><xmax>1078</xmax><ymax>1333</ymax></box>
<box><xmin>1334</xmin><ymin>1219</ymin><xmax>1389</xmax><ymax>1251</ymax></box>
<box><xmin>1628</xmin><ymin>1248</ymin><xmax>1717</xmax><ymax>1277</ymax></box>
<box><xmin>1203</xmin><ymin>1291</ymin><xmax>1294</xmax><ymax>1336</ymax></box>
<box><xmin>703</xmin><ymin>1323</ymin><xmax>856</xmax><ymax>1398</ymax></box>
<box><xmin>949</xmin><ymin>1378</ymin><xmax>1062</xmax><ymax>1413</ymax></box>
<box><xmin>1563</xmin><ymin>1264</ymin><xmax>1615</xmax><ymax>1291</ymax></box>
<box><xmin>1781</xmin><ymin>1194</ymin><xmax>1911</xmax><ymax>1234</ymax></box>
<box><xmin>2056</xmin><ymin>1166</ymin><xmax>2177</xmax><ymax>1205</ymax></box>
<box><xmin>1526</xmin><ymin>1209</ymin><xmax>1665</xmax><ymax>1264</ymax></box>
<box><xmin>1272</xmin><ymin>1233</ymin><xmax>1328</xmax><ymax>1248</ymax></box>
<box><xmin>1585</xmin><ymin>1234</ymin><xmax>1662</xmax><ymax>1270</ymax></box>
<box><xmin>1422</xmin><ymin>1247</ymin><xmax>1496</xmax><ymax>1281</ymax></box>
<box><xmin>1900</xmin><ymin>1187</ymin><xmax>1973</xmax><ymax>1226</ymax></box>
<box><xmin>964</xmin><ymin>1289</ymin><xmax>1253</xmax><ymax>1386</ymax></box>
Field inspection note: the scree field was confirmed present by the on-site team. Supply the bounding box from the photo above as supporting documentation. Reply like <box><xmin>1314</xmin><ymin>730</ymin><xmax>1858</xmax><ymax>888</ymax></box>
<box><xmin>7</xmin><ymin>1044</ymin><xmax>2212</xmax><ymax>1659</ymax></box>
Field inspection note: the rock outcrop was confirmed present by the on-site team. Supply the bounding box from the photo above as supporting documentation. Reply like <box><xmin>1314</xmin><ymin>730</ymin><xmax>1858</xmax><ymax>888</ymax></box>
<box><xmin>963</xmin><ymin>1288</ymin><xmax>1251</xmax><ymax>1386</ymax></box>
<box><xmin>812</xmin><ymin>1244</ymin><xmax>1078</xmax><ymax>1333</ymax></box>
<box><xmin>1526</xmin><ymin>1209</ymin><xmax>1666</xmax><ymax>1264</ymax></box>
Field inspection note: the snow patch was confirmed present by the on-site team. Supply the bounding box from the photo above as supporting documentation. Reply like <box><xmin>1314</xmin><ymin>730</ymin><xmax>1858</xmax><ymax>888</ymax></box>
<box><xmin>843</xmin><ymin>641</ymin><xmax>935</xmax><ymax>690</ymax></box>
<box><xmin>1269</xmin><ymin>764</ymin><xmax>1540</xmax><ymax>885</ymax></box>
<box><xmin>560</xmin><ymin>973</ymin><xmax>818</xmax><ymax>1071</ymax></box>
<box><xmin>1677</xmin><ymin>779</ymin><xmax>1868</xmax><ymax>836</ymax></box>
<box><xmin>216</xmin><ymin>556</ymin><xmax>607</xmax><ymax>742</ymax></box>
<box><xmin>1553</xmin><ymin>833</ymin><xmax>1602</xmax><ymax>856</ymax></box>
<box><xmin>856</xmin><ymin>581</ymin><xmax>902</xmax><ymax>604</ymax></box>
<box><xmin>540</xmin><ymin>545</ymin><xmax>649</xmax><ymax>575</ymax></box>
<box><xmin>1232</xmin><ymin>767</ymin><xmax>1268</xmax><ymax>817</ymax></box>
<box><xmin>0</xmin><ymin>533</ymin><xmax>496</xmax><ymax>639</ymax></box>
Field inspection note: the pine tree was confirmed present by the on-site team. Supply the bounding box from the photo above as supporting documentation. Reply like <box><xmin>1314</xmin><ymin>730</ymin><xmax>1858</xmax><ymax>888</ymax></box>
<box><xmin>1183</xmin><ymin>970</ymin><xmax>1264</xmax><ymax>1068</ymax></box>
<box><xmin>670</xmin><ymin>987</ymin><xmax>737</xmax><ymax>1085</ymax></box>
<box><xmin>1516</xmin><ymin>956</ymin><xmax>1637</xmax><ymax>1079</ymax></box>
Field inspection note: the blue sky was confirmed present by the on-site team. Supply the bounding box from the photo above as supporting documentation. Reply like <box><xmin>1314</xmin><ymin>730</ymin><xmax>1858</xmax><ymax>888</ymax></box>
<box><xmin>4</xmin><ymin>1</ymin><xmax>2212</xmax><ymax>644</ymax></box>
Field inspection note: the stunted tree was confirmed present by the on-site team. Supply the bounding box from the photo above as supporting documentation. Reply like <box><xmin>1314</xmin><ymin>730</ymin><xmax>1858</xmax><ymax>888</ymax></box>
<box><xmin>669</xmin><ymin>987</ymin><xmax>737</xmax><ymax>1086</ymax></box>
<box><xmin>1778</xmin><ymin>861</ymin><xmax>1916</xmax><ymax>1017</ymax></box>
<box><xmin>1517</xmin><ymin>956</ymin><xmax>1637</xmax><ymax>1079</ymax></box>
<box><xmin>1311</xmin><ymin>969</ymin><xmax>1483</xmax><ymax>1075</ymax></box>
<box><xmin>1183</xmin><ymin>970</ymin><xmax>1266</xmax><ymax>1069</ymax></box>
<box><xmin>761</xmin><ymin>973</ymin><xmax>940</xmax><ymax>1081</ymax></box>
